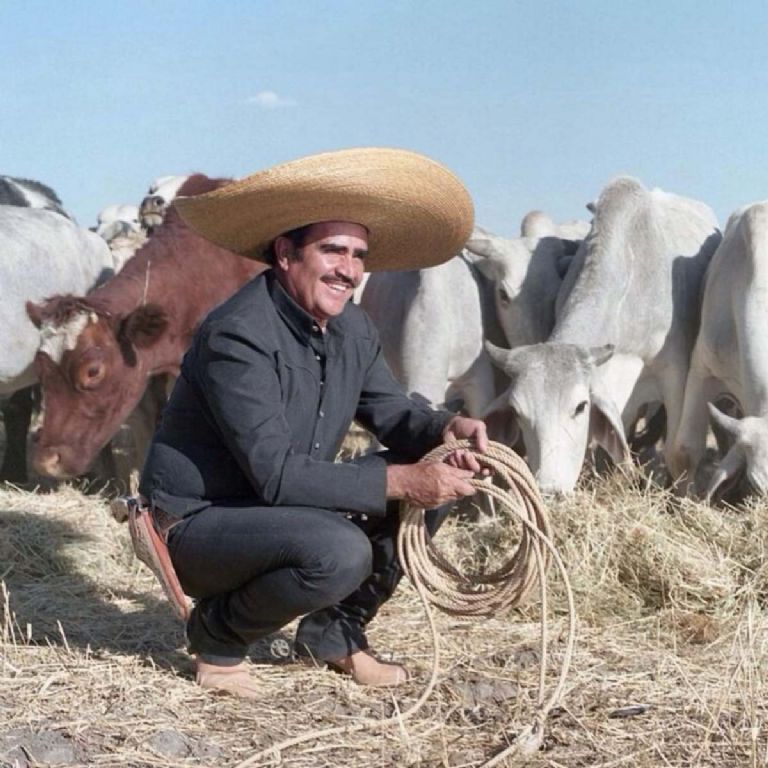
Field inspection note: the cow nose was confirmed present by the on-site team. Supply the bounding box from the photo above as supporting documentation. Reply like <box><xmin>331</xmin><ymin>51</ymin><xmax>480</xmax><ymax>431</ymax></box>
<box><xmin>535</xmin><ymin>480</ymin><xmax>570</xmax><ymax>499</ymax></box>
<box><xmin>540</xmin><ymin>489</ymin><xmax>568</xmax><ymax>501</ymax></box>
<box><xmin>34</xmin><ymin>447</ymin><xmax>65</xmax><ymax>478</ymax></box>
<box><xmin>140</xmin><ymin>195</ymin><xmax>165</xmax><ymax>215</ymax></box>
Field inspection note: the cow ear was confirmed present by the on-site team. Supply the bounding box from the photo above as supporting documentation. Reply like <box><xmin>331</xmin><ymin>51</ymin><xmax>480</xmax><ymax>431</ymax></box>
<box><xmin>482</xmin><ymin>392</ymin><xmax>521</xmax><ymax>448</ymax></box>
<box><xmin>464</xmin><ymin>226</ymin><xmax>504</xmax><ymax>278</ymax></box>
<box><xmin>26</xmin><ymin>301</ymin><xmax>44</xmax><ymax>328</ymax></box>
<box><xmin>706</xmin><ymin>445</ymin><xmax>746</xmax><ymax>502</ymax></box>
<box><xmin>589</xmin><ymin>390</ymin><xmax>630</xmax><ymax>465</ymax></box>
<box><xmin>464</xmin><ymin>226</ymin><xmax>495</xmax><ymax>256</ymax></box>
<box><xmin>119</xmin><ymin>304</ymin><xmax>168</xmax><ymax>349</ymax></box>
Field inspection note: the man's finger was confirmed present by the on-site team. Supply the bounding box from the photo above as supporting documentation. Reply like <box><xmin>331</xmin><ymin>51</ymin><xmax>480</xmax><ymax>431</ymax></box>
<box><xmin>448</xmin><ymin>466</ymin><xmax>476</xmax><ymax>479</ymax></box>
<box><xmin>473</xmin><ymin>423</ymin><xmax>489</xmax><ymax>453</ymax></box>
<box><xmin>455</xmin><ymin>480</ymin><xmax>477</xmax><ymax>497</ymax></box>
<box><xmin>445</xmin><ymin>449</ymin><xmax>483</xmax><ymax>473</ymax></box>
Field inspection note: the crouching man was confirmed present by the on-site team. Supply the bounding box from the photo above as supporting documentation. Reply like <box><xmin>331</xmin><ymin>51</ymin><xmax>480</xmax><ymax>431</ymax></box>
<box><xmin>138</xmin><ymin>148</ymin><xmax>486</xmax><ymax>697</ymax></box>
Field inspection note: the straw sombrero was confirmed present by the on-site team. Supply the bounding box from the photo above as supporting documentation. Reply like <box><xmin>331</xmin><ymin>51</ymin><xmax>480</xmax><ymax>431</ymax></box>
<box><xmin>173</xmin><ymin>147</ymin><xmax>474</xmax><ymax>271</ymax></box>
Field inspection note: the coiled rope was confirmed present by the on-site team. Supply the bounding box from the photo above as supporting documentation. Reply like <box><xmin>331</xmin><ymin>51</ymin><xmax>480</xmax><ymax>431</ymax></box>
<box><xmin>236</xmin><ymin>439</ymin><xmax>576</xmax><ymax>768</ymax></box>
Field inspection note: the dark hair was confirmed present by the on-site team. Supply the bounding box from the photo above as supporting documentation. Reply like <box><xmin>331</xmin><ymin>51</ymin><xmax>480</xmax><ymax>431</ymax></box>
<box><xmin>264</xmin><ymin>224</ymin><xmax>313</xmax><ymax>265</ymax></box>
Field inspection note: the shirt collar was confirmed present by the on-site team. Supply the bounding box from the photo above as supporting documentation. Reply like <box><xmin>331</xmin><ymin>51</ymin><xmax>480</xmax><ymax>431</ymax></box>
<box><xmin>267</xmin><ymin>270</ymin><xmax>350</xmax><ymax>343</ymax></box>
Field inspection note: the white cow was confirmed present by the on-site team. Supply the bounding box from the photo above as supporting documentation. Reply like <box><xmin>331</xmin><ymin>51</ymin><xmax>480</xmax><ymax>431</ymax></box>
<box><xmin>360</xmin><ymin>212</ymin><xmax>590</xmax><ymax>424</ymax></box>
<box><xmin>95</xmin><ymin>204</ymin><xmax>147</xmax><ymax>271</ymax></box>
<box><xmin>485</xmin><ymin>177</ymin><xmax>721</xmax><ymax>493</ymax></box>
<box><xmin>361</xmin><ymin>253</ymin><xmax>506</xmax><ymax>417</ymax></box>
<box><xmin>0</xmin><ymin>175</ymin><xmax>70</xmax><ymax>219</ymax></box>
<box><xmin>671</xmin><ymin>202</ymin><xmax>768</xmax><ymax>499</ymax></box>
<box><xmin>139</xmin><ymin>175</ymin><xmax>190</xmax><ymax>230</ymax></box>
<box><xmin>95</xmin><ymin>203</ymin><xmax>141</xmax><ymax>241</ymax></box>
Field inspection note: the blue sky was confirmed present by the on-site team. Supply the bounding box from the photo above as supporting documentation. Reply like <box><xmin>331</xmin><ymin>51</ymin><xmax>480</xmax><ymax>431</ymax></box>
<box><xmin>2</xmin><ymin>1</ymin><xmax>767</xmax><ymax>237</ymax></box>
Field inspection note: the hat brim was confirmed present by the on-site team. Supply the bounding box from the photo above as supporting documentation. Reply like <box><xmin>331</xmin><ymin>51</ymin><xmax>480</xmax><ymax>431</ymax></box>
<box><xmin>173</xmin><ymin>147</ymin><xmax>474</xmax><ymax>272</ymax></box>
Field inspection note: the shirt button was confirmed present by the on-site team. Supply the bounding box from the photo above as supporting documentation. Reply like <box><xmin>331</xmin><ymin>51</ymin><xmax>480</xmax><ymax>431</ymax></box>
<box><xmin>315</xmin><ymin>354</ymin><xmax>321</xmax><ymax>361</ymax></box>
<box><xmin>319</xmin><ymin>410</ymin><xmax>324</xmax><ymax>418</ymax></box>
<box><xmin>314</xmin><ymin>442</ymin><xmax>320</xmax><ymax>449</ymax></box>
<box><xmin>312</xmin><ymin>324</ymin><xmax>320</xmax><ymax>332</ymax></box>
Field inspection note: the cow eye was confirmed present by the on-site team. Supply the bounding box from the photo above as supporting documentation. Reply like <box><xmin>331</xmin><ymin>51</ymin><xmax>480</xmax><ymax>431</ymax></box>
<box><xmin>574</xmin><ymin>400</ymin><xmax>588</xmax><ymax>417</ymax></box>
<box><xmin>78</xmin><ymin>361</ymin><xmax>106</xmax><ymax>389</ymax></box>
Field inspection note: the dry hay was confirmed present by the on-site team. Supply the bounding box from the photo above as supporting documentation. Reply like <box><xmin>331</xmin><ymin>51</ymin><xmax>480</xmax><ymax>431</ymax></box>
<box><xmin>2</xmin><ymin>471</ymin><xmax>768</xmax><ymax>767</ymax></box>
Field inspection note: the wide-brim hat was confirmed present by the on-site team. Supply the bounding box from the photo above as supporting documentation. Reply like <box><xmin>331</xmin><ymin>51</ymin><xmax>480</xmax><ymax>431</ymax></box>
<box><xmin>173</xmin><ymin>147</ymin><xmax>474</xmax><ymax>271</ymax></box>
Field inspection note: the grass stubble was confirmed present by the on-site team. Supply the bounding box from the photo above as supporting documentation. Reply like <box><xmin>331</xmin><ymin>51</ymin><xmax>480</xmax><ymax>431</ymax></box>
<box><xmin>1</xmin><ymin>463</ymin><xmax>768</xmax><ymax>767</ymax></box>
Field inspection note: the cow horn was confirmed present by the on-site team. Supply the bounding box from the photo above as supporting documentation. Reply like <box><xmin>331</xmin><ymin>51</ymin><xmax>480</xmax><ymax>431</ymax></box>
<box><xmin>707</xmin><ymin>401</ymin><xmax>742</xmax><ymax>439</ymax></box>
<box><xmin>586</xmin><ymin>344</ymin><xmax>614</xmax><ymax>367</ymax></box>
<box><xmin>485</xmin><ymin>341</ymin><xmax>514</xmax><ymax>371</ymax></box>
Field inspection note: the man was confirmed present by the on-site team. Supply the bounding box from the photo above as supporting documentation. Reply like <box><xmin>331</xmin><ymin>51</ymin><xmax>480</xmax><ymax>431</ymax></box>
<box><xmin>138</xmin><ymin>147</ymin><xmax>487</xmax><ymax>696</ymax></box>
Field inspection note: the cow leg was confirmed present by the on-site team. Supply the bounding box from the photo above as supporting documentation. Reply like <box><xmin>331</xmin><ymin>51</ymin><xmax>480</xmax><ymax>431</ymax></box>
<box><xmin>0</xmin><ymin>387</ymin><xmax>35</xmax><ymax>484</ymax></box>
<box><xmin>667</xmin><ymin>370</ymin><xmax>722</xmax><ymax>491</ymax></box>
<box><xmin>659</xmin><ymin>361</ymin><xmax>694</xmax><ymax>476</ymax></box>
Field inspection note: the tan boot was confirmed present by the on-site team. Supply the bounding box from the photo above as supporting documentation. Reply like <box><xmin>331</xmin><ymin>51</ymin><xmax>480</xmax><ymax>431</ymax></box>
<box><xmin>328</xmin><ymin>650</ymin><xmax>408</xmax><ymax>687</ymax></box>
<box><xmin>195</xmin><ymin>658</ymin><xmax>260</xmax><ymax>699</ymax></box>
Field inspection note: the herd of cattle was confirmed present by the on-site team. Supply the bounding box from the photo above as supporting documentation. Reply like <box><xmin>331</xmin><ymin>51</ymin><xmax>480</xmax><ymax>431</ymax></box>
<box><xmin>1</xmin><ymin>170</ymin><xmax>767</xmax><ymax>504</ymax></box>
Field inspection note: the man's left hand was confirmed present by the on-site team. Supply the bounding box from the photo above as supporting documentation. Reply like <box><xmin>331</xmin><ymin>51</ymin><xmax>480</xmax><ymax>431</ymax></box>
<box><xmin>442</xmin><ymin>415</ymin><xmax>489</xmax><ymax>474</ymax></box>
<box><xmin>443</xmin><ymin>415</ymin><xmax>489</xmax><ymax>451</ymax></box>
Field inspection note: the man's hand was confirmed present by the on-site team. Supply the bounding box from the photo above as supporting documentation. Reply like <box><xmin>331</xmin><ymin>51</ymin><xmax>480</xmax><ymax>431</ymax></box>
<box><xmin>442</xmin><ymin>415</ymin><xmax>489</xmax><ymax>453</ymax></box>
<box><xmin>386</xmin><ymin>462</ymin><xmax>476</xmax><ymax>508</ymax></box>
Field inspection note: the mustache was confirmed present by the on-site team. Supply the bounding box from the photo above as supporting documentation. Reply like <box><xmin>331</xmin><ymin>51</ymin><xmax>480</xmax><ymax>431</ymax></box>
<box><xmin>322</xmin><ymin>272</ymin><xmax>358</xmax><ymax>290</ymax></box>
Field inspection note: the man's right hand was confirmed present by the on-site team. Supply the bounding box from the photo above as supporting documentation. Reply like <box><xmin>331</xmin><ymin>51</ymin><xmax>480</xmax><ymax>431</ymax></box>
<box><xmin>386</xmin><ymin>462</ymin><xmax>477</xmax><ymax>508</ymax></box>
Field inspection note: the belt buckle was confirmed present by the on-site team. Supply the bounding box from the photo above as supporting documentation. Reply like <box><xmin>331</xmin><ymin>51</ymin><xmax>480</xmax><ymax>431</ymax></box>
<box><xmin>109</xmin><ymin>495</ymin><xmax>139</xmax><ymax>524</ymax></box>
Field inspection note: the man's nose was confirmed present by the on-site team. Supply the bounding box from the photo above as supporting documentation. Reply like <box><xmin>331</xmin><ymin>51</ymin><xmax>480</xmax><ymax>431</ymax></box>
<box><xmin>335</xmin><ymin>254</ymin><xmax>361</xmax><ymax>282</ymax></box>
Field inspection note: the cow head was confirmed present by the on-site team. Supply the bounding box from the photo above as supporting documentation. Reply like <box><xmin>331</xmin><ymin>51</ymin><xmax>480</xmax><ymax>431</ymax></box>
<box><xmin>705</xmin><ymin>405</ymin><xmax>768</xmax><ymax>501</ymax></box>
<box><xmin>25</xmin><ymin>295</ymin><xmax>169</xmax><ymax>478</ymax></box>
<box><xmin>139</xmin><ymin>175</ymin><xmax>190</xmax><ymax>231</ymax></box>
<box><xmin>483</xmin><ymin>341</ymin><xmax>629</xmax><ymax>494</ymax></box>
<box><xmin>95</xmin><ymin>204</ymin><xmax>142</xmax><ymax>243</ymax></box>
<box><xmin>466</xmin><ymin>224</ymin><xmax>584</xmax><ymax>349</ymax></box>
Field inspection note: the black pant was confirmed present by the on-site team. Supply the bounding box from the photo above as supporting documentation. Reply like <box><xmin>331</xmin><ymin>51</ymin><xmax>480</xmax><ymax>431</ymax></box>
<box><xmin>167</xmin><ymin>500</ymin><xmax>448</xmax><ymax>661</ymax></box>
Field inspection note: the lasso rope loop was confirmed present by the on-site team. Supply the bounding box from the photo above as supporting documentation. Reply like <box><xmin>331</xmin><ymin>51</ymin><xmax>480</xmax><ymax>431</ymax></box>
<box><xmin>238</xmin><ymin>439</ymin><xmax>576</xmax><ymax>768</ymax></box>
<box><xmin>398</xmin><ymin>439</ymin><xmax>553</xmax><ymax>617</ymax></box>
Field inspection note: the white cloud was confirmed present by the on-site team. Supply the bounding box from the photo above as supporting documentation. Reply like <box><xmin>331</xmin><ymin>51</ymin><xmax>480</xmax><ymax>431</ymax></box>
<box><xmin>246</xmin><ymin>90</ymin><xmax>297</xmax><ymax>109</ymax></box>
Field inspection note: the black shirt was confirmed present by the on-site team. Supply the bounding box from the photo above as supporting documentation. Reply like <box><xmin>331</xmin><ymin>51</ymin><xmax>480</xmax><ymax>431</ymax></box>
<box><xmin>139</xmin><ymin>270</ymin><xmax>451</xmax><ymax>518</ymax></box>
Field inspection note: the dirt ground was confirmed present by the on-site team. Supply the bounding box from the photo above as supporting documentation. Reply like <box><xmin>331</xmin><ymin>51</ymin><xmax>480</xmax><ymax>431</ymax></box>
<box><xmin>1</xmin><ymin>475</ymin><xmax>768</xmax><ymax>768</ymax></box>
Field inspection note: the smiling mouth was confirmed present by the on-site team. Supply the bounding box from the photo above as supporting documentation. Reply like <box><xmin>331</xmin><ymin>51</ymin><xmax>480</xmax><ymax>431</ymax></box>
<box><xmin>323</xmin><ymin>278</ymin><xmax>354</xmax><ymax>293</ymax></box>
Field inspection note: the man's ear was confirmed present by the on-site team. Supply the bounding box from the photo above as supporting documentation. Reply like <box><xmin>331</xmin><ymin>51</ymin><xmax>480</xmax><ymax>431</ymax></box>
<box><xmin>273</xmin><ymin>236</ymin><xmax>292</xmax><ymax>270</ymax></box>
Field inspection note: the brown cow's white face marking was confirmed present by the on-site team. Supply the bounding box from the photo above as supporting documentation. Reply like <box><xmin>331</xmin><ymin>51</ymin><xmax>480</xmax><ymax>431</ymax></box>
<box><xmin>38</xmin><ymin>312</ymin><xmax>96</xmax><ymax>364</ymax></box>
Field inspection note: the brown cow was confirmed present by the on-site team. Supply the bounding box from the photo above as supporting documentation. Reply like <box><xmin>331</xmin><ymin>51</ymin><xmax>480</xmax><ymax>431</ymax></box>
<box><xmin>27</xmin><ymin>174</ymin><xmax>265</xmax><ymax>479</ymax></box>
